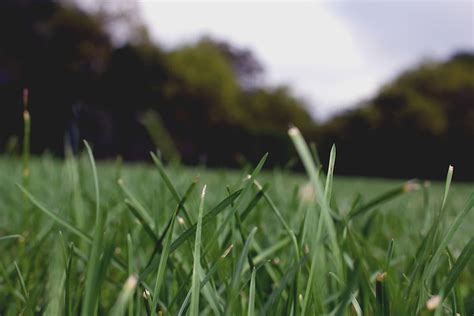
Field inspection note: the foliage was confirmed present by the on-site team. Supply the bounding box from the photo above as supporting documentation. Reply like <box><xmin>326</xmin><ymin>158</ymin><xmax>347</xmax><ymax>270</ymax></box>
<box><xmin>0</xmin><ymin>0</ymin><xmax>473</xmax><ymax>180</ymax></box>
<box><xmin>0</xmin><ymin>0</ymin><xmax>315</xmax><ymax>166</ymax></box>
<box><xmin>320</xmin><ymin>53</ymin><xmax>474</xmax><ymax>180</ymax></box>
<box><xmin>163</xmin><ymin>39</ymin><xmax>242</xmax><ymax>125</ymax></box>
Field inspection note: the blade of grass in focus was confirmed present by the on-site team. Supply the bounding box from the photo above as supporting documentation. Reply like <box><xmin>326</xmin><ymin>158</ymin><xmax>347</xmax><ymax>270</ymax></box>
<box><xmin>190</xmin><ymin>185</ymin><xmax>207</xmax><ymax>316</ymax></box>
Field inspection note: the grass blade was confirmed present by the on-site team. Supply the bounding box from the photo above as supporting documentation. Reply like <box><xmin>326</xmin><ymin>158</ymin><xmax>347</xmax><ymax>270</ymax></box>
<box><xmin>176</xmin><ymin>244</ymin><xmax>233</xmax><ymax>315</ymax></box>
<box><xmin>225</xmin><ymin>226</ymin><xmax>258</xmax><ymax>315</ymax></box>
<box><xmin>125</xmin><ymin>200</ymin><xmax>159</xmax><ymax>243</ymax></box>
<box><xmin>110</xmin><ymin>275</ymin><xmax>138</xmax><ymax>316</ymax></box>
<box><xmin>439</xmin><ymin>237</ymin><xmax>474</xmax><ymax>302</ymax></box>
<box><xmin>81</xmin><ymin>141</ymin><xmax>105</xmax><ymax>316</ymax></box>
<box><xmin>170</xmin><ymin>190</ymin><xmax>241</xmax><ymax>254</ymax></box>
<box><xmin>138</xmin><ymin>189</ymin><xmax>241</xmax><ymax>281</ymax></box>
<box><xmin>424</xmin><ymin>193</ymin><xmax>474</xmax><ymax>282</ymax></box>
<box><xmin>190</xmin><ymin>185</ymin><xmax>207</xmax><ymax>316</ymax></box>
<box><xmin>126</xmin><ymin>234</ymin><xmax>134</xmax><ymax>316</ymax></box>
<box><xmin>248</xmin><ymin>268</ymin><xmax>256</xmax><ymax>316</ymax></box>
<box><xmin>441</xmin><ymin>165</ymin><xmax>454</xmax><ymax>211</ymax></box>
<box><xmin>16</xmin><ymin>185</ymin><xmax>92</xmax><ymax>243</ymax></box>
<box><xmin>150</xmin><ymin>152</ymin><xmax>193</xmax><ymax>224</ymax></box>
<box><xmin>385</xmin><ymin>238</ymin><xmax>395</xmax><ymax>271</ymax></box>
<box><xmin>334</xmin><ymin>263</ymin><xmax>359</xmax><ymax>316</ymax></box>
<box><xmin>324</xmin><ymin>144</ymin><xmax>336</xmax><ymax>202</ymax></box>
<box><xmin>0</xmin><ymin>235</ymin><xmax>22</xmax><ymax>242</ymax></box>
<box><xmin>14</xmin><ymin>261</ymin><xmax>28</xmax><ymax>301</ymax></box>
<box><xmin>157</xmin><ymin>178</ymin><xmax>198</xmax><ymax>244</ymax></box>
<box><xmin>254</xmin><ymin>180</ymin><xmax>300</xmax><ymax>261</ymax></box>
<box><xmin>259</xmin><ymin>254</ymin><xmax>308</xmax><ymax>316</ymax></box>
<box><xmin>348</xmin><ymin>180</ymin><xmax>419</xmax><ymax>219</ymax></box>
<box><xmin>289</xmin><ymin>127</ymin><xmax>342</xmax><ymax>278</ymax></box>
<box><xmin>151</xmin><ymin>208</ymin><xmax>179</xmax><ymax>313</ymax></box>
<box><xmin>119</xmin><ymin>178</ymin><xmax>155</xmax><ymax>230</ymax></box>
<box><xmin>21</xmin><ymin>88</ymin><xmax>30</xmax><ymax>209</ymax></box>
<box><xmin>375</xmin><ymin>273</ymin><xmax>389</xmax><ymax>316</ymax></box>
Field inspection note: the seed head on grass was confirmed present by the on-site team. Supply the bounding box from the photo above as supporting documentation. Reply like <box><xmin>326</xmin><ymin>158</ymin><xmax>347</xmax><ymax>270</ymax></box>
<box><xmin>403</xmin><ymin>181</ymin><xmax>421</xmax><ymax>192</ymax></box>
<box><xmin>426</xmin><ymin>295</ymin><xmax>441</xmax><ymax>310</ymax></box>
<box><xmin>299</xmin><ymin>182</ymin><xmax>315</xmax><ymax>203</ymax></box>
<box><xmin>21</xmin><ymin>88</ymin><xmax>31</xmax><ymax>209</ymax></box>
<box><xmin>221</xmin><ymin>244</ymin><xmax>234</xmax><ymax>258</ymax></box>
<box><xmin>143</xmin><ymin>288</ymin><xmax>151</xmax><ymax>300</ymax></box>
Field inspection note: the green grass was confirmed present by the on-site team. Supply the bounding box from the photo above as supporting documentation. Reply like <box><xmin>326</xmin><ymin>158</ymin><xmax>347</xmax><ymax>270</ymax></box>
<box><xmin>0</xmin><ymin>130</ymin><xmax>473</xmax><ymax>315</ymax></box>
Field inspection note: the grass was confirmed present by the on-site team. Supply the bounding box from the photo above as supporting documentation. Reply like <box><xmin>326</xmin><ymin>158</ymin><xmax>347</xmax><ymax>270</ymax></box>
<box><xmin>0</xmin><ymin>128</ymin><xmax>473</xmax><ymax>315</ymax></box>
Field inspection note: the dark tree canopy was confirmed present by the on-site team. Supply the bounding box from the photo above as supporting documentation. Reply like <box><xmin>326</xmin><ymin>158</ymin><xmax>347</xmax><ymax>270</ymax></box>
<box><xmin>320</xmin><ymin>52</ymin><xmax>474</xmax><ymax>180</ymax></box>
<box><xmin>0</xmin><ymin>0</ymin><xmax>472</xmax><ymax>179</ymax></box>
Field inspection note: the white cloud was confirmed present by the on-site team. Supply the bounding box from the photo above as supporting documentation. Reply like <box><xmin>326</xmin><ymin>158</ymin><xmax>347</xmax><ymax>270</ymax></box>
<box><xmin>137</xmin><ymin>0</ymin><xmax>474</xmax><ymax>120</ymax></box>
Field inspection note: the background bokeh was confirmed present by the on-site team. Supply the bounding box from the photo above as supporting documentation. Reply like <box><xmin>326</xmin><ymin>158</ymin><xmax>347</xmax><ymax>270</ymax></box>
<box><xmin>0</xmin><ymin>0</ymin><xmax>473</xmax><ymax>180</ymax></box>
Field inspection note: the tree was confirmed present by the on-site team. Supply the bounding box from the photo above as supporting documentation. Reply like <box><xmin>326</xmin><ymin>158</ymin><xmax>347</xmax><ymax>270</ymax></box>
<box><xmin>320</xmin><ymin>52</ymin><xmax>474</xmax><ymax>179</ymax></box>
<box><xmin>0</xmin><ymin>0</ymin><xmax>112</xmax><ymax>154</ymax></box>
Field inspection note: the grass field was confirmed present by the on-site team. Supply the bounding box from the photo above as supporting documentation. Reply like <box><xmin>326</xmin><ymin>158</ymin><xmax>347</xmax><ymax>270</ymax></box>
<box><xmin>0</xmin><ymin>130</ymin><xmax>473</xmax><ymax>315</ymax></box>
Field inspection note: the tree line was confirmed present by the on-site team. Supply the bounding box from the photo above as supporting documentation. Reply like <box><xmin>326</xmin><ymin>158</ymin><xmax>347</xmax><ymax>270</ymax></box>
<box><xmin>0</xmin><ymin>0</ymin><xmax>472</xmax><ymax>180</ymax></box>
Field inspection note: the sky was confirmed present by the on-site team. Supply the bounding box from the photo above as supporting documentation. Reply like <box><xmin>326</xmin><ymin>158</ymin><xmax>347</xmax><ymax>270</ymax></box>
<box><xmin>96</xmin><ymin>0</ymin><xmax>474</xmax><ymax>120</ymax></box>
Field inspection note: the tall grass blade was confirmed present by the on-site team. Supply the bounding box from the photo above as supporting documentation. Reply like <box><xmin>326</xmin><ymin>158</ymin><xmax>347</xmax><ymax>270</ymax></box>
<box><xmin>301</xmin><ymin>250</ymin><xmax>319</xmax><ymax>315</ymax></box>
<box><xmin>324</xmin><ymin>144</ymin><xmax>336</xmax><ymax>202</ymax></box>
<box><xmin>176</xmin><ymin>245</ymin><xmax>233</xmax><ymax>315</ymax></box>
<box><xmin>126</xmin><ymin>234</ymin><xmax>134</xmax><ymax>316</ymax></box>
<box><xmin>385</xmin><ymin>238</ymin><xmax>395</xmax><ymax>271</ymax></box>
<box><xmin>119</xmin><ymin>179</ymin><xmax>155</xmax><ymax>230</ymax></box>
<box><xmin>151</xmin><ymin>152</ymin><xmax>193</xmax><ymax>224</ymax></box>
<box><xmin>438</xmin><ymin>237</ymin><xmax>474</xmax><ymax>303</ymax></box>
<box><xmin>138</xmin><ymin>190</ymin><xmax>241</xmax><ymax>281</ymax></box>
<box><xmin>81</xmin><ymin>140</ymin><xmax>105</xmax><ymax>316</ymax></box>
<box><xmin>170</xmin><ymin>190</ymin><xmax>241</xmax><ymax>254</ymax></box>
<box><xmin>17</xmin><ymin>185</ymin><xmax>91</xmax><ymax>243</ymax></box>
<box><xmin>254</xmin><ymin>180</ymin><xmax>300</xmax><ymax>261</ymax></box>
<box><xmin>21</xmin><ymin>88</ymin><xmax>30</xmax><ymax>209</ymax></box>
<box><xmin>441</xmin><ymin>165</ymin><xmax>454</xmax><ymax>211</ymax></box>
<box><xmin>150</xmin><ymin>152</ymin><xmax>182</xmax><ymax>203</ymax></box>
<box><xmin>110</xmin><ymin>275</ymin><xmax>138</xmax><ymax>316</ymax></box>
<box><xmin>151</xmin><ymin>208</ymin><xmax>178</xmax><ymax>313</ymax></box>
<box><xmin>423</xmin><ymin>193</ymin><xmax>474</xmax><ymax>283</ymax></box>
<box><xmin>259</xmin><ymin>254</ymin><xmax>307</xmax><ymax>316</ymax></box>
<box><xmin>64</xmin><ymin>243</ymin><xmax>74</xmax><ymax>316</ymax></box>
<box><xmin>225</xmin><ymin>226</ymin><xmax>258</xmax><ymax>315</ymax></box>
<box><xmin>157</xmin><ymin>178</ymin><xmax>197</xmax><ymax>243</ymax></box>
<box><xmin>248</xmin><ymin>268</ymin><xmax>256</xmax><ymax>316</ymax></box>
<box><xmin>14</xmin><ymin>261</ymin><xmax>28</xmax><ymax>301</ymax></box>
<box><xmin>289</xmin><ymin>127</ymin><xmax>342</xmax><ymax>278</ymax></box>
<box><xmin>190</xmin><ymin>185</ymin><xmax>207</xmax><ymax>316</ymax></box>
<box><xmin>446</xmin><ymin>249</ymin><xmax>465</xmax><ymax>316</ymax></box>
<box><xmin>348</xmin><ymin>181</ymin><xmax>419</xmax><ymax>219</ymax></box>
<box><xmin>375</xmin><ymin>273</ymin><xmax>389</xmax><ymax>316</ymax></box>
<box><xmin>0</xmin><ymin>235</ymin><xmax>21</xmax><ymax>242</ymax></box>
<box><xmin>125</xmin><ymin>200</ymin><xmax>159</xmax><ymax>243</ymax></box>
<box><xmin>334</xmin><ymin>263</ymin><xmax>359</xmax><ymax>316</ymax></box>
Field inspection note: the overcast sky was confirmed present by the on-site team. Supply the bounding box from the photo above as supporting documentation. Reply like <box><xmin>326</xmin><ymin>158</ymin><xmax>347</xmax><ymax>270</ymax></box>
<box><xmin>136</xmin><ymin>0</ymin><xmax>473</xmax><ymax>120</ymax></box>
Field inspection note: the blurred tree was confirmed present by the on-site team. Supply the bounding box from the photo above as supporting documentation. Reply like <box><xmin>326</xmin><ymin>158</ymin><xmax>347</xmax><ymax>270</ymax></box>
<box><xmin>156</xmin><ymin>38</ymin><xmax>316</xmax><ymax>166</ymax></box>
<box><xmin>0</xmin><ymin>0</ymin><xmax>316</xmax><ymax>165</ymax></box>
<box><xmin>163</xmin><ymin>39</ymin><xmax>242</xmax><ymax>125</ymax></box>
<box><xmin>200</xmin><ymin>37</ymin><xmax>264</xmax><ymax>89</ymax></box>
<box><xmin>240</xmin><ymin>86</ymin><xmax>315</xmax><ymax>133</ymax></box>
<box><xmin>320</xmin><ymin>52</ymin><xmax>474</xmax><ymax>180</ymax></box>
<box><xmin>0</xmin><ymin>0</ymin><xmax>112</xmax><ymax>154</ymax></box>
<box><xmin>1</xmin><ymin>0</ymin><xmax>472</xmax><ymax>179</ymax></box>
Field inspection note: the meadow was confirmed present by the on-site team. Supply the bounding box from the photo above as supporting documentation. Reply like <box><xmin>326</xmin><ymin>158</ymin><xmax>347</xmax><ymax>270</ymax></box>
<box><xmin>0</xmin><ymin>129</ymin><xmax>473</xmax><ymax>315</ymax></box>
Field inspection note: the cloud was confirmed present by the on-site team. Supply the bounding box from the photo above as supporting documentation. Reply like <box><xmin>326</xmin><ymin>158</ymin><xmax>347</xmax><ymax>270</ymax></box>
<box><xmin>329</xmin><ymin>1</ymin><xmax>474</xmax><ymax>61</ymax></box>
<box><xmin>138</xmin><ymin>0</ymin><xmax>474</xmax><ymax>120</ymax></box>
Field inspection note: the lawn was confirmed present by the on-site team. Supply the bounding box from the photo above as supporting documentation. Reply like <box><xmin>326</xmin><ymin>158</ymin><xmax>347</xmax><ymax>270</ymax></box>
<box><xmin>0</xmin><ymin>130</ymin><xmax>473</xmax><ymax>315</ymax></box>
